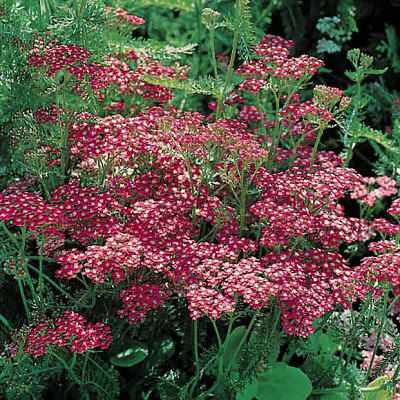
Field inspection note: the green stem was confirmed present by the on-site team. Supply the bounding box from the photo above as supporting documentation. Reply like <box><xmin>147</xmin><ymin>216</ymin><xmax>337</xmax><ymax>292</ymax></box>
<box><xmin>361</xmin><ymin>280</ymin><xmax>390</xmax><ymax>386</ymax></box>
<box><xmin>308</xmin><ymin>123</ymin><xmax>325</xmax><ymax>173</ymax></box>
<box><xmin>211</xmin><ymin>320</ymin><xmax>222</xmax><ymax>348</ymax></box>
<box><xmin>0</xmin><ymin>222</ymin><xmax>20</xmax><ymax>248</ymax></box>
<box><xmin>193</xmin><ymin>0</ymin><xmax>203</xmax><ymax>79</ymax></box>
<box><xmin>216</xmin><ymin>29</ymin><xmax>239</xmax><ymax>120</ymax></box>
<box><xmin>255</xmin><ymin>92</ymin><xmax>267</xmax><ymax>136</ymax></box>
<box><xmin>211</xmin><ymin>319</ymin><xmax>224</xmax><ymax>377</ymax></box>
<box><xmin>50</xmin><ymin>350</ymin><xmax>82</xmax><ymax>384</ymax></box>
<box><xmin>26</xmin><ymin>263</ymin><xmax>94</xmax><ymax>308</ymax></box>
<box><xmin>343</xmin><ymin>109</ymin><xmax>357</xmax><ymax>167</ymax></box>
<box><xmin>224</xmin><ymin>310</ymin><xmax>260</xmax><ymax>376</ymax></box>
<box><xmin>242</xmin><ymin>304</ymin><xmax>281</xmax><ymax>379</ymax></box>
<box><xmin>238</xmin><ymin>164</ymin><xmax>248</xmax><ymax>236</ymax></box>
<box><xmin>195</xmin><ymin>311</ymin><xmax>260</xmax><ymax>400</ymax></box>
<box><xmin>311</xmin><ymin>386</ymin><xmax>349</xmax><ymax>395</ymax></box>
<box><xmin>336</xmin><ymin>305</ymin><xmax>358</xmax><ymax>386</ymax></box>
<box><xmin>0</xmin><ymin>314</ymin><xmax>12</xmax><ymax>331</ymax></box>
<box><xmin>38</xmin><ymin>254</ymin><xmax>44</xmax><ymax>295</ymax></box>
<box><xmin>266</xmin><ymin>88</ymin><xmax>282</xmax><ymax>167</ymax></box>
<box><xmin>17</xmin><ymin>278</ymin><xmax>31</xmax><ymax>320</ymax></box>
<box><xmin>391</xmin><ymin>363</ymin><xmax>400</xmax><ymax>387</ymax></box>
<box><xmin>188</xmin><ymin>320</ymin><xmax>201</xmax><ymax>399</ymax></box>
<box><xmin>208</xmin><ymin>28</ymin><xmax>219</xmax><ymax>82</ymax></box>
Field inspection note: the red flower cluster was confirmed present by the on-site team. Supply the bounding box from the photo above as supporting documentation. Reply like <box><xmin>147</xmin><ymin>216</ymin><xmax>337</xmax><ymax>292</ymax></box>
<box><xmin>249</xmin><ymin>164</ymin><xmax>372</xmax><ymax>249</ymax></box>
<box><xmin>9</xmin><ymin>310</ymin><xmax>112</xmax><ymax>358</ymax></box>
<box><xmin>54</xmin><ymin>233</ymin><xmax>144</xmax><ymax>282</ymax></box>
<box><xmin>2</xmin><ymin>34</ymin><xmax>398</xmax><ymax>342</ymax></box>
<box><xmin>260</xmin><ymin>250</ymin><xmax>357</xmax><ymax>336</ymax></box>
<box><xmin>100</xmin><ymin>53</ymin><xmax>188</xmax><ymax>106</ymax></box>
<box><xmin>28</xmin><ymin>40</ymin><xmax>111</xmax><ymax>99</ymax></box>
<box><xmin>258</xmin><ymin>34</ymin><xmax>295</xmax><ymax>50</ymax></box>
<box><xmin>280</xmin><ymin>93</ymin><xmax>334</xmax><ymax>125</ymax></box>
<box><xmin>236</xmin><ymin>34</ymin><xmax>323</xmax><ymax>94</ymax></box>
<box><xmin>105</xmin><ymin>7</ymin><xmax>145</xmax><ymax>25</ymax></box>
<box><xmin>0</xmin><ymin>189</ymin><xmax>66</xmax><ymax>240</ymax></box>
<box><xmin>388</xmin><ymin>198</ymin><xmax>400</xmax><ymax>216</ymax></box>
<box><xmin>370</xmin><ymin>218</ymin><xmax>400</xmax><ymax>235</ymax></box>
<box><xmin>50</xmin><ymin>179</ymin><xmax>124</xmax><ymax>244</ymax></box>
<box><xmin>354</xmin><ymin>252</ymin><xmax>400</xmax><ymax>297</ymax></box>
<box><xmin>117</xmin><ymin>284</ymin><xmax>171</xmax><ymax>325</ymax></box>
<box><xmin>368</xmin><ymin>240</ymin><xmax>399</xmax><ymax>254</ymax></box>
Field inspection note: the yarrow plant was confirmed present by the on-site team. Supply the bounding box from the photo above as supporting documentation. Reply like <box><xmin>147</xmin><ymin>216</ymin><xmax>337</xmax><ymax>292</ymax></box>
<box><xmin>0</xmin><ymin>1</ymin><xmax>399</xmax><ymax>399</ymax></box>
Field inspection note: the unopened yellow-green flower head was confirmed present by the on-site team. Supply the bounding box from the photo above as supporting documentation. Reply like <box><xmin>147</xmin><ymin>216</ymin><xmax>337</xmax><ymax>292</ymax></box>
<box><xmin>201</xmin><ymin>8</ymin><xmax>221</xmax><ymax>30</ymax></box>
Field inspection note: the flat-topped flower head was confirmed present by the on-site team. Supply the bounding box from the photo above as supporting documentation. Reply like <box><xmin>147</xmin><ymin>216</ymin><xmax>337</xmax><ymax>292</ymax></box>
<box><xmin>105</xmin><ymin>6</ymin><xmax>145</xmax><ymax>25</ymax></box>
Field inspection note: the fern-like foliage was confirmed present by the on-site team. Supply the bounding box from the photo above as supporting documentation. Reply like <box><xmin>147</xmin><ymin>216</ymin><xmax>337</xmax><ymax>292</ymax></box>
<box><xmin>141</xmin><ymin>74</ymin><xmax>226</xmax><ymax>97</ymax></box>
<box><xmin>115</xmin><ymin>37</ymin><xmax>198</xmax><ymax>61</ymax></box>
<box><xmin>233</xmin><ymin>311</ymin><xmax>281</xmax><ymax>393</ymax></box>
<box><xmin>66</xmin><ymin>354</ymin><xmax>120</xmax><ymax>400</ymax></box>
<box><xmin>376</xmin><ymin>24</ymin><xmax>400</xmax><ymax>72</ymax></box>
<box><xmin>0</xmin><ymin>352</ymin><xmax>63</xmax><ymax>400</ymax></box>
<box><xmin>372</xmin><ymin>118</ymin><xmax>400</xmax><ymax>184</ymax></box>
<box><xmin>132</xmin><ymin>0</ymin><xmax>195</xmax><ymax>12</ymax></box>
<box><xmin>46</xmin><ymin>0</ymin><xmax>110</xmax><ymax>52</ymax></box>
<box><xmin>354</xmin><ymin>124</ymin><xmax>400</xmax><ymax>156</ymax></box>
<box><xmin>224</xmin><ymin>0</ymin><xmax>257</xmax><ymax>50</ymax></box>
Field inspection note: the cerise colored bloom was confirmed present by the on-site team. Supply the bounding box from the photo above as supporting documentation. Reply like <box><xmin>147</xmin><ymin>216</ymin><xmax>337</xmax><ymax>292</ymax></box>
<box><xmin>8</xmin><ymin>311</ymin><xmax>112</xmax><ymax>358</ymax></box>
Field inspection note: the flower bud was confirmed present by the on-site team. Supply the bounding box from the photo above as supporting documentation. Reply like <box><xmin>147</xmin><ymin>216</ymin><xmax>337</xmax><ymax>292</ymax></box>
<box><xmin>201</xmin><ymin>8</ymin><xmax>221</xmax><ymax>30</ymax></box>
<box><xmin>338</xmin><ymin>96</ymin><xmax>351</xmax><ymax>111</ymax></box>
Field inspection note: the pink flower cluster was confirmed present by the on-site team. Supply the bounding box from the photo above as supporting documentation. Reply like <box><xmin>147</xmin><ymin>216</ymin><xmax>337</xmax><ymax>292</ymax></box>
<box><xmin>29</xmin><ymin>30</ymin><xmax>188</xmax><ymax>109</ymax></box>
<box><xmin>280</xmin><ymin>93</ymin><xmax>334</xmax><ymax>125</ymax></box>
<box><xmin>313</xmin><ymin>85</ymin><xmax>344</xmax><ymax>110</ymax></box>
<box><xmin>368</xmin><ymin>240</ymin><xmax>399</xmax><ymax>254</ymax></box>
<box><xmin>249</xmin><ymin>165</ymin><xmax>372</xmax><ymax>249</ymax></box>
<box><xmin>28</xmin><ymin>40</ymin><xmax>111</xmax><ymax>99</ymax></box>
<box><xmin>2</xmin><ymin>96</ymin><xmax>379</xmax><ymax>338</ymax></box>
<box><xmin>105</xmin><ymin>7</ymin><xmax>145</xmax><ymax>25</ymax></box>
<box><xmin>3</xmin><ymin>34</ymin><xmax>400</xmax><ymax>343</ymax></box>
<box><xmin>350</xmin><ymin>176</ymin><xmax>397</xmax><ymax>207</ymax></box>
<box><xmin>354</xmin><ymin>198</ymin><xmax>400</xmax><ymax>298</ymax></box>
<box><xmin>0</xmin><ymin>189</ymin><xmax>66</xmax><ymax>240</ymax></box>
<box><xmin>355</xmin><ymin>252</ymin><xmax>400</xmax><ymax>297</ymax></box>
<box><xmin>9</xmin><ymin>310</ymin><xmax>112</xmax><ymax>358</ymax></box>
<box><xmin>53</xmin><ymin>234</ymin><xmax>144</xmax><ymax>282</ymax></box>
<box><xmin>370</xmin><ymin>218</ymin><xmax>400</xmax><ymax>235</ymax></box>
<box><xmin>117</xmin><ymin>284</ymin><xmax>171</xmax><ymax>325</ymax></box>
<box><xmin>388</xmin><ymin>198</ymin><xmax>400</xmax><ymax>217</ymax></box>
<box><xmin>258</xmin><ymin>34</ymin><xmax>295</xmax><ymax>50</ymax></box>
<box><xmin>97</xmin><ymin>53</ymin><xmax>188</xmax><ymax>106</ymax></box>
<box><xmin>236</xmin><ymin>34</ymin><xmax>323</xmax><ymax>94</ymax></box>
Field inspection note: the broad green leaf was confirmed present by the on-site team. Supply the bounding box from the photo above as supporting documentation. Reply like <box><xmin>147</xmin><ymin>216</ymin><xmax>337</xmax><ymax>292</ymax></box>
<box><xmin>222</xmin><ymin>325</ymin><xmax>247</xmax><ymax>370</ymax></box>
<box><xmin>109</xmin><ymin>341</ymin><xmax>148</xmax><ymax>367</ymax></box>
<box><xmin>308</xmin><ymin>330</ymin><xmax>322</xmax><ymax>354</ymax></box>
<box><xmin>319</xmin><ymin>332</ymin><xmax>337</xmax><ymax>354</ymax></box>
<box><xmin>236</xmin><ymin>377</ymin><xmax>258</xmax><ymax>400</ymax></box>
<box><xmin>147</xmin><ymin>335</ymin><xmax>175</xmax><ymax>368</ymax></box>
<box><xmin>255</xmin><ymin>362</ymin><xmax>313</xmax><ymax>400</ymax></box>
<box><xmin>236</xmin><ymin>362</ymin><xmax>313</xmax><ymax>400</ymax></box>
<box><xmin>362</xmin><ymin>376</ymin><xmax>393</xmax><ymax>400</ymax></box>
